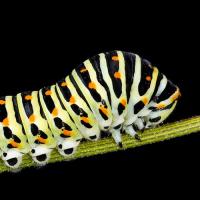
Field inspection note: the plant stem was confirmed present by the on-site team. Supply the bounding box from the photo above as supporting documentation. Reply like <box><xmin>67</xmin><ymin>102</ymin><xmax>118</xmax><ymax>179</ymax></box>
<box><xmin>0</xmin><ymin>116</ymin><xmax>200</xmax><ymax>173</ymax></box>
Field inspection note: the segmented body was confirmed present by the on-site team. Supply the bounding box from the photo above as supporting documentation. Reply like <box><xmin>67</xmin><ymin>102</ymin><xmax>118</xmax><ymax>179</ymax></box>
<box><xmin>0</xmin><ymin>51</ymin><xmax>181</xmax><ymax>168</ymax></box>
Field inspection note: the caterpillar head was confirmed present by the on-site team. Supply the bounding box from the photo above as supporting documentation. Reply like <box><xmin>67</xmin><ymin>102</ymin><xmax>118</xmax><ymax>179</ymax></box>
<box><xmin>145</xmin><ymin>100</ymin><xmax>178</xmax><ymax>128</ymax></box>
<box><xmin>1</xmin><ymin>149</ymin><xmax>23</xmax><ymax>168</ymax></box>
<box><xmin>30</xmin><ymin>145</ymin><xmax>52</xmax><ymax>165</ymax></box>
<box><xmin>145</xmin><ymin>81</ymin><xmax>181</xmax><ymax>128</ymax></box>
<box><xmin>57</xmin><ymin>139</ymin><xmax>80</xmax><ymax>157</ymax></box>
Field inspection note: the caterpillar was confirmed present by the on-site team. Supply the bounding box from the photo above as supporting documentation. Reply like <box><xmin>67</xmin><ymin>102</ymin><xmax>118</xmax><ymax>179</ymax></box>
<box><xmin>0</xmin><ymin>50</ymin><xmax>181</xmax><ymax>169</ymax></box>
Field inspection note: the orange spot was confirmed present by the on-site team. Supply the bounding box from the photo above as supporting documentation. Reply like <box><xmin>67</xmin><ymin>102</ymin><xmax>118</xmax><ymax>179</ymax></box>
<box><xmin>171</xmin><ymin>89</ymin><xmax>181</xmax><ymax>101</ymax></box>
<box><xmin>52</xmin><ymin>108</ymin><xmax>58</xmax><ymax>116</ymax></box>
<box><xmin>156</xmin><ymin>103</ymin><xmax>166</xmax><ymax>109</ymax></box>
<box><xmin>99</xmin><ymin>105</ymin><xmax>108</xmax><ymax>116</ymax></box>
<box><xmin>45</xmin><ymin>90</ymin><xmax>52</xmax><ymax>96</ymax></box>
<box><xmin>29</xmin><ymin>114</ymin><xmax>35</xmax><ymax>123</ymax></box>
<box><xmin>0</xmin><ymin>100</ymin><xmax>6</xmax><ymax>105</ymax></box>
<box><xmin>112</xmin><ymin>56</ymin><xmax>119</xmax><ymax>61</ymax></box>
<box><xmin>81</xmin><ymin>117</ymin><xmax>89</xmax><ymax>123</ymax></box>
<box><xmin>25</xmin><ymin>95</ymin><xmax>32</xmax><ymax>100</ymax></box>
<box><xmin>80</xmin><ymin>68</ymin><xmax>87</xmax><ymax>73</ymax></box>
<box><xmin>69</xmin><ymin>96</ymin><xmax>76</xmax><ymax>104</ymax></box>
<box><xmin>2</xmin><ymin>118</ymin><xmax>9</xmax><ymax>126</ymax></box>
<box><xmin>142</xmin><ymin>96</ymin><xmax>148</xmax><ymax>105</ymax></box>
<box><xmin>61</xmin><ymin>82</ymin><xmax>67</xmax><ymax>87</ymax></box>
<box><xmin>146</xmin><ymin>76</ymin><xmax>151</xmax><ymax>81</ymax></box>
<box><xmin>63</xmin><ymin>129</ymin><xmax>72</xmax><ymax>136</ymax></box>
<box><xmin>120</xmin><ymin>98</ymin><xmax>127</xmax><ymax>107</ymax></box>
<box><xmin>114</xmin><ymin>71</ymin><xmax>121</xmax><ymax>79</ymax></box>
<box><xmin>10</xmin><ymin>140</ymin><xmax>19</xmax><ymax>148</ymax></box>
<box><xmin>88</xmin><ymin>82</ymin><xmax>96</xmax><ymax>89</ymax></box>
<box><xmin>37</xmin><ymin>136</ymin><xmax>46</xmax><ymax>144</ymax></box>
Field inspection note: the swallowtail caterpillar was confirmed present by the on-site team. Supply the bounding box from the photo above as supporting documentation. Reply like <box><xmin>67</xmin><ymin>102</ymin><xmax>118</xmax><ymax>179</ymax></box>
<box><xmin>0</xmin><ymin>51</ymin><xmax>181</xmax><ymax>168</ymax></box>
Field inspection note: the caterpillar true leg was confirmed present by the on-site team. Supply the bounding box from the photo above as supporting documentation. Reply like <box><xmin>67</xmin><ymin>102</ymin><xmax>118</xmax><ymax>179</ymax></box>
<box><xmin>110</xmin><ymin>130</ymin><xmax>122</xmax><ymax>147</ymax></box>
<box><xmin>123</xmin><ymin>125</ymin><xmax>137</xmax><ymax>137</ymax></box>
<box><xmin>134</xmin><ymin>118</ymin><xmax>145</xmax><ymax>132</ymax></box>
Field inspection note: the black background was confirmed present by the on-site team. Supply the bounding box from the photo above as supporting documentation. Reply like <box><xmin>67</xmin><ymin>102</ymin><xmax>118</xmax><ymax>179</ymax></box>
<box><xmin>0</xmin><ymin>3</ymin><xmax>199</xmax><ymax>196</ymax></box>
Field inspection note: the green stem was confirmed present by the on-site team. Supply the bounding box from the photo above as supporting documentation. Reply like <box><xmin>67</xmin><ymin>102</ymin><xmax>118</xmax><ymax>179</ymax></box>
<box><xmin>1</xmin><ymin>116</ymin><xmax>200</xmax><ymax>173</ymax></box>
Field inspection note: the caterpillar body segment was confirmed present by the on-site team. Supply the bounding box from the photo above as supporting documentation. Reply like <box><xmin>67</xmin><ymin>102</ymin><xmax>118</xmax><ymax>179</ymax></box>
<box><xmin>72</xmin><ymin>59</ymin><xmax>113</xmax><ymax>132</ymax></box>
<box><xmin>0</xmin><ymin>50</ymin><xmax>181</xmax><ymax>168</ymax></box>
<box><xmin>56</xmin><ymin>76</ymin><xmax>101</xmax><ymax>141</ymax></box>
<box><xmin>39</xmin><ymin>85</ymin><xmax>82</xmax><ymax>156</ymax></box>
<box><xmin>16</xmin><ymin>91</ymin><xmax>56</xmax><ymax>165</ymax></box>
<box><xmin>0</xmin><ymin>96</ymin><xmax>29</xmax><ymax>168</ymax></box>
<box><xmin>95</xmin><ymin>51</ymin><xmax>129</xmax><ymax>145</ymax></box>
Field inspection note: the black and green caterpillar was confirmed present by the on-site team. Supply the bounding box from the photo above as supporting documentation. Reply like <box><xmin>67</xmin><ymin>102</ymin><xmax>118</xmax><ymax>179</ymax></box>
<box><xmin>0</xmin><ymin>51</ymin><xmax>181</xmax><ymax>168</ymax></box>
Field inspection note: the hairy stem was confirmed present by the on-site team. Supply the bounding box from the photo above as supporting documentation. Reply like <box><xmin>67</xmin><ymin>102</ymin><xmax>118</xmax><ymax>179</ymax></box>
<box><xmin>0</xmin><ymin>116</ymin><xmax>200</xmax><ymax>173</ymax></box>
